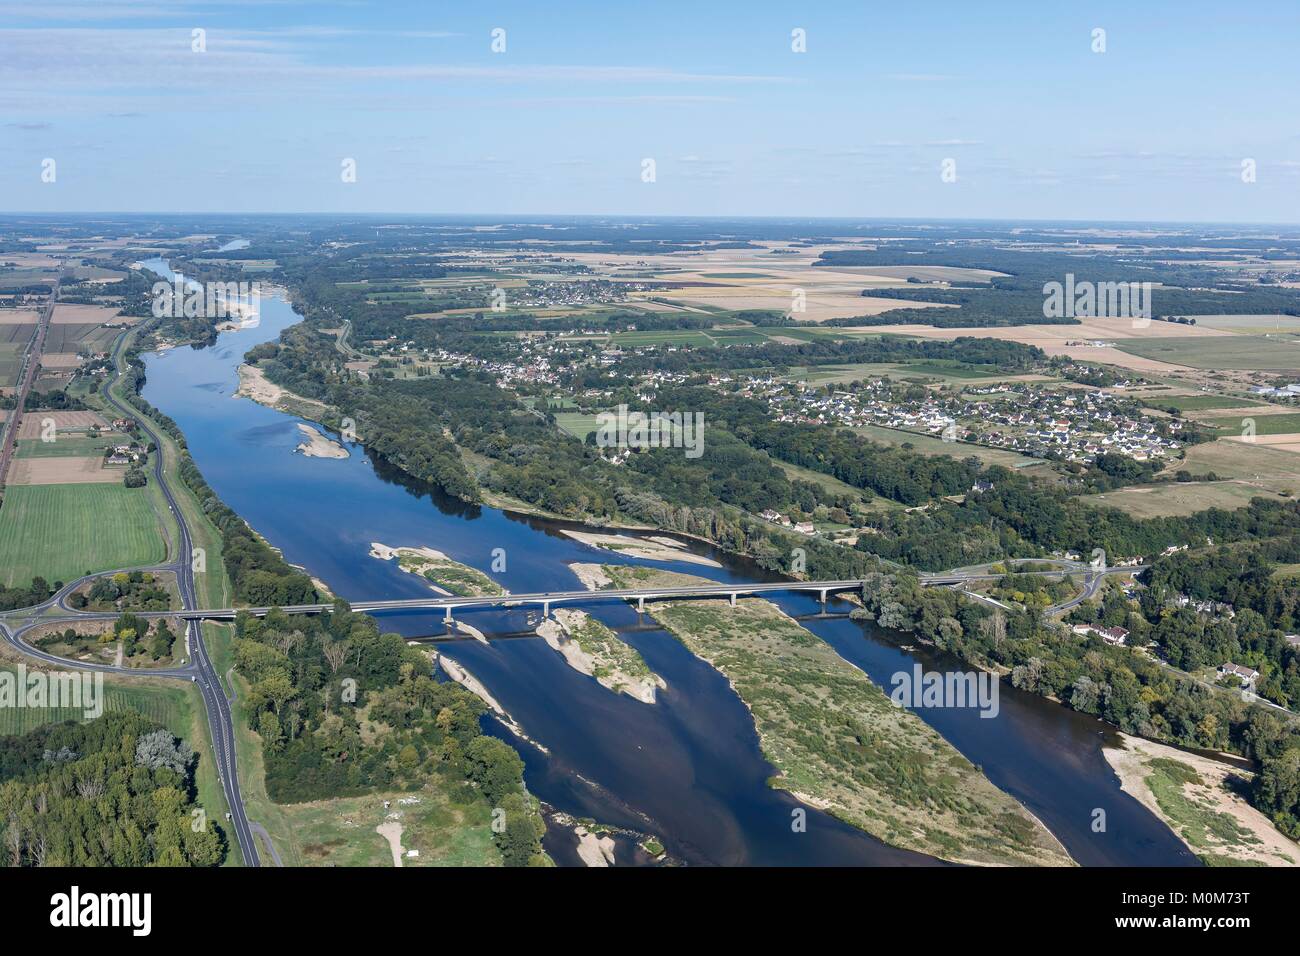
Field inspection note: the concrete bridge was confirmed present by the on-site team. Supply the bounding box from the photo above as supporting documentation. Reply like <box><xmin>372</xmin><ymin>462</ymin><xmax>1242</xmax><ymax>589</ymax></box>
<box><xmin>184</xmin><ymin>578</ymin><xmax>876</xmax><ymax>623</ymax></box>
<box><xmin>144</xmin><ymin>565</ymin><xmax>1135</xmax><ymax>624</ymax></box>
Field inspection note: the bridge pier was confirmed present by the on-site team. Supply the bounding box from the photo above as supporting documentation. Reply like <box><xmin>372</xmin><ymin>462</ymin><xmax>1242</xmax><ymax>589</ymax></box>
<box><xmin>444</xmin><ymin>606</ymin><xmax>453</xmax><ymax>627</ymax></box>
<box><xmin>729</xmin><ymin>593</ymin><xmax>736</xmax><ymax>607</ymax></box>
<box><xmin>542</xmin><ymin>601</ymin><xmax>550</xmax><ymax>619</ymax></box>
<box><xmin>819</xmin><ymin>588</ymin><xmax>828</xmax><ymax>608</ymax></box>
<box><xmin>637</xmin><ymin>596</ymin><xmax>645</xmax><ymax>613</ymax></box>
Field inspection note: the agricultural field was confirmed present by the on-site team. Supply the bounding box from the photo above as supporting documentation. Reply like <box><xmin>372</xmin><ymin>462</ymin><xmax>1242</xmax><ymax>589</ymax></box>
<box><xmin>850</xmin><ymin>423</ymin><xmax>1049</xmax><ymax>470</ymax></box>
<box><xmin>772</xmin><ymin>459</ymin><xmax>902</xmax><ymax>511</ymax></box>
<box><xmin>1173</xmin><ymin>439</ymin><xmax>1300</xmax><ymax>490</ymax></box>
<box><xmin>1115</xmin><ymin>335</ymin><xmax>1300</xmax><ymax>372</ymax></box>
<box><xmin>0</xmin><ymin>662</ymin><xmax>184</xmax><ymax>737</ymax></box>
<box><xmin>1205</xmin><ymin>412</ymin><xmax>1300</xmax><ymax>435</ymax></box>
<box><xmin>0</xmin><ymin>483</ymin><xmax>166</xmax><ymax>586</ymax></box>
<box><xmin>8</xmin><ymin>456</ymin><xmax>123</xmax><ymax>485</ymax></box>
<box><xmin>1138</xmin><ymin>394</ymin><xmax>1260</xmax><ymax>412</ymax></box>
<box><xmin>15</xmin><ymin>432</ymin><xmax>124</xmax><ymax>458</ymax></box>
<box><xmin>554</xmin><ymin>411</ymin><xmax>600</xmax><ymax>440</ymax></box>
<box><xmin>1077</xmin><ymin>480</ymin><xmax>1288</xmax><ymax>518</ymax></box>
<box><xmin>785</xmin><ymin>361</ymin><xmax>1052</xmax><ymax>387</ymax></box>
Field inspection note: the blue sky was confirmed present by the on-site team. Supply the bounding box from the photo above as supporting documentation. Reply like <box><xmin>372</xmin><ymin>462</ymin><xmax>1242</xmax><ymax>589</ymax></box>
<box><xmin>2</xmin><ymin>0</ymin><xmax>1299</xmax><ymax>221</ymax></box>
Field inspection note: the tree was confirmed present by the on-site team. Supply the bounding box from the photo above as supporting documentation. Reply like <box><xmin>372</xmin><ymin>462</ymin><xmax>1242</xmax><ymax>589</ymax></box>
<box><xmin>135</xmin><ymin>730</ymin><xmax>194</xmax><ymax>774</ymax></box>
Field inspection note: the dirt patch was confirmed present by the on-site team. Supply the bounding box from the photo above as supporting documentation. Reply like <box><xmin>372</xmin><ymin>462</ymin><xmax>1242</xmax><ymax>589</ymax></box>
<box><xmin>376</xmin><ymin>820</ymin><xmax>404</xmax><ymax>867</ymax></box>
<box><xmin>1222</xmin><ymin>433</ymin><xmax>1300</xmax><ymax>454</ymax></box>
<box><xmin>38</xmin><ymin>352</ymin><xmax>83</xmax><ymax>370</ymax></box>
<box><xmin>8</xmin><ymin>456</ymin><xmax>120</xmax><ymax>485</ymax></box>
<box><xmin>16</xmin><ymin>410</ymin><xmax>109</xmax><ymax>438</ymax></box>
<box><xmin>50</xmin><ymin>304</ymin><xmax>122</xmax><ymax>324</ymax></box>
<box><xmin>560</xmin><ymin>529</ymin><xmax>721</xmax><ymax>567</ymax></box>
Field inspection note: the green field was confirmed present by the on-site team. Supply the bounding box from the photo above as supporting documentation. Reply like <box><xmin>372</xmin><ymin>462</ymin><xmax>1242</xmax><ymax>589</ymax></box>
<box><xmin>1115</xmin><ymin>335</ymin><xmax>1300</xmax><ymax>371</ymax></box>
<box><xmin>772</xmin><ymin>459</ymin><xmax>902</xmax><ymax>510</ymax></box>
<box><xmin>1140</xmin><ymin>394</ymin><xmax>1259</xmax><ymax>412</ymax></box>
<box><xmin>1205</xmin><ymin>412</ymin><xmax>1300</xmax><ymax>435</ymax></box>
<box><xmin>0</xmin><ymin>664</ymin><xmax>183</xmax><ymax>736</ymax></box>
<box><xmin>850</xmin><ymin>424</ymin><xmax>1049</xmax><ymax>470</ymax></box>
<box><xmin>0</xmin><ymin>483</ymin><xmax>166</xmax><ymax>586</ymax></box>
<box><xmin>784</xmin><ymin>361</ymin><xmax>1049</xmax><ymax>387</ymax></box>
<box><xmin>16</xmin><ymin>435</ymin><xmax>118</xmax><ymax>458</ymax></box>
<box><xmin>276</xmin><ymin>789</ymin><xmax>503</xmax><ymax>867</ymax></box>
<box><xmin>1077</xmin><ymin>480</ymin><xmax>1286</xmax><ymax>518</ymax></box>
<box><xmin>554</xmin><ymin>411</ymin><xmax>601</xmax><ymax>440</ymax></box>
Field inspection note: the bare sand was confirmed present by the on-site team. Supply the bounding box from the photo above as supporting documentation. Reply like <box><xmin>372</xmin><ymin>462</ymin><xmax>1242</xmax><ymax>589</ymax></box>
<box><xmin>435</xmin><ymin>653</ymin><xmax>547</xmax><ymax>754</ymax></box>
<box><xmin>573</xmin><ymin>826</ymin><xmax>617</xmax><ymax>867</ymax></box>
<box><xmin>1104</xmin><ymin>732</ymin><xmax>1300</xmax><ymax>866</ymax></box>
<box><xmin>569</xmin><ymin>562</ymin><xmax>613</xmax><ymax>591</ymax></box>
<box><xmin>560</xmin><ymin>529</ymin><xmax>722</xmax><ymax>567</ymax></box>
<box><xmin>294</xmin><ymin>423</ymin><xmax>348</xmax><ymax>459</ymax></box>
<box><xmin>236</xmin><ymin>363</ymin><xmax>330</xmax><ymax>413</ymax></box>
<box><xmin>538</xmin><ymin>610</ymin><xmax>664</xmax><ymax>704</ymax></box>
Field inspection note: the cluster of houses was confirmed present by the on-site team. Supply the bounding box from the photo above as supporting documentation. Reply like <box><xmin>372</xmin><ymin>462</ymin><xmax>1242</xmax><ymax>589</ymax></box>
<box><xmin>427</xmin><ymin>345</ymin><xmax>561</xmax><ymax>387</ymax></box>
<box><xmin>745</xmin><ymin>377</ymin><xmax>1185</xmax><ymax>466</ymax></box>
<box><xmin>104</xmin><ymin>442</ymin><xmax>145</xmax><ymax>466</ymax></box>
<box><xmin>759</xmin><ymin>510</ymin><xmax>817</xmax><ymax>535</ymax></box>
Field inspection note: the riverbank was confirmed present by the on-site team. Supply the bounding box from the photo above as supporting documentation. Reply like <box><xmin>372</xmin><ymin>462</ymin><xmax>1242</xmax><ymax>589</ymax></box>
<box><xmin>1104</xmin><ymin>733</ymin><xmax>1300</xmax><ymax>866</ymax></box>
<box><xmin>582</xmin><ymin>563</ymin><xmax>1074</xmax><ymax>867</ymax></box>
<box><xmin>370</xmin><ymin>542</ymin><xmax>506</xmax><ymax>596</ymax></box>
<box><xmin>235</xmin><ymin>362</ymin><xmax>331</xmax><ymax>418</ymax></box>
<box><xmin>537</xmin><ymin>608</ymin><xmax>665</xmax><ymax>703</ymax></box>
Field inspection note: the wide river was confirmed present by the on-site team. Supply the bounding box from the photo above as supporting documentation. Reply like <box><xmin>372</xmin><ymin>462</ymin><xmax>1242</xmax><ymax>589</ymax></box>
<box><xmin>137</xmin><ymin>261</ymin><xmax>1196</xmax><ymax>867</ymax></box>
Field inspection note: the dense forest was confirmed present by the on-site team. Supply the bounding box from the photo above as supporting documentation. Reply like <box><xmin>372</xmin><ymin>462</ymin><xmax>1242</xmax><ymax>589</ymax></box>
<box><xmin>0</xmin><ymin>712</ymin><xmax>224</xmax><ymax>866</ymax></box>
<box><xmin>815</xmin><ymin>244</ymin><xmax>1300</xmax><ymax>327</ymax></box>
<box><xmin>233</xmin><ymin>603</ymin><xmax>547</xmax><ymax>865</ymax></box>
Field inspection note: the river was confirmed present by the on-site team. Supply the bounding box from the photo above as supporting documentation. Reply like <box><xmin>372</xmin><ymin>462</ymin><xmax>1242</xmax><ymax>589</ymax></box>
<box><xmin>134</xmin><ymin>259</ymin><xmax>1196</xmax><ymax>867</ymax></box>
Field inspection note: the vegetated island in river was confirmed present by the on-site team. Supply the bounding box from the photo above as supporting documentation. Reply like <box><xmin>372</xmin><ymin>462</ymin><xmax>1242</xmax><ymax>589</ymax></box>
<box><xmin>537</xmin><ymin>608</ymin><xmax>666</xmax><ymax>704</ymax></box>
<box><xmin>370</xmin><ymin>542</ymin><xmax>506</xmax><ymax>596</ymax></box>
<box><xmin>1104</xmin><ymin>732</ymin><xmax>1300</xmax><ymax>867</ymax></box>
<box><xmin>575</xmin><ymin>562</ymin><xmax>1074</xmax><ymax>867</ymax></box>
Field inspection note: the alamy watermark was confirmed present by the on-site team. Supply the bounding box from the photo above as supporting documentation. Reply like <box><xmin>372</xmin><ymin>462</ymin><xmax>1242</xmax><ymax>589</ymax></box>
<box><xmin>0</xmin><ymin>663</ymin><xmax>104</xmax><ymax>719</ymax></box>
<box><xmin>1042</xmin><ymin>273</ymin><xmax>1151</xmax><ymax>325</ymax></box>
<box><xmin>152</xmin><ymin>277</ymin><xmax>262</xmax><ymax>324</ymax></box>
<box><xmin>595</xmin><ymin>403</ymin><xmax>704</xmax><ymax>459</ymax></box>
<box><xmin>889</xmin><ymin>664</ymin><xmax>999</xmax><ymax>719</ymax></box>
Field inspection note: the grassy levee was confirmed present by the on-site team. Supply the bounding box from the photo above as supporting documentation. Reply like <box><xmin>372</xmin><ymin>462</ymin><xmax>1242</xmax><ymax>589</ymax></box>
<box><xmin>101</xmin><ymin>326</ymin><xmax>231</xmax><ymax>610</ymax></box>
<box><xmin>593</xmin><ymin>564</ymin><xmax>1074</xmax><ymax>867</ymax></box>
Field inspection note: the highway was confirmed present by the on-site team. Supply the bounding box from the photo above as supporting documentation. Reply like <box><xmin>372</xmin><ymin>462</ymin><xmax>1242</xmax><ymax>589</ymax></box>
<box><xmin>100</xmin><ymin>325</ymin><xmax>261</xmax><ymax>866</ymax></box>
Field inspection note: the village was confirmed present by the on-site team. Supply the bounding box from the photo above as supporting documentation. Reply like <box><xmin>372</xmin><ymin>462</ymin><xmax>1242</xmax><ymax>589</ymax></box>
<box><xmin>742</xmin><ymin>376</ymin><xmax>1188</xmax><ymax>466</ymax></box>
